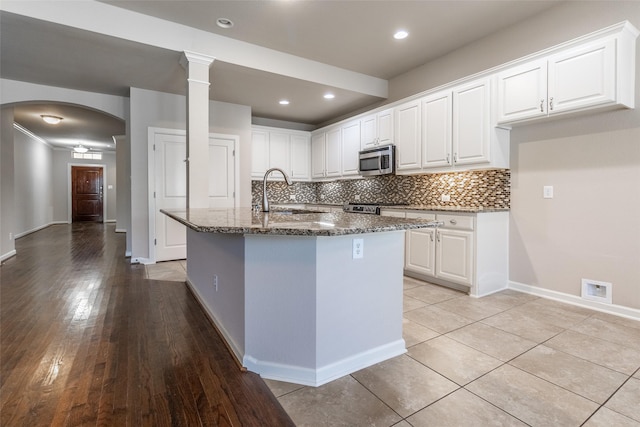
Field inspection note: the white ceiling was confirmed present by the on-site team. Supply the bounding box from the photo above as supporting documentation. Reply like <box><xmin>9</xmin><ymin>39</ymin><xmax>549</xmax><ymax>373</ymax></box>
<box><xmin>1</xmin><ymin>0</ymin><xmax>562</xmax><ymax>152</ymax></box>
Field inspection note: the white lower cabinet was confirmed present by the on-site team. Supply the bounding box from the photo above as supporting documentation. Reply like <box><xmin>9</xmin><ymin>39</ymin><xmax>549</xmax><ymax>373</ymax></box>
<box><xmin>381</xmin><ymin>209</ymin><xmax>508</xmax><ymax>297</ymax></box>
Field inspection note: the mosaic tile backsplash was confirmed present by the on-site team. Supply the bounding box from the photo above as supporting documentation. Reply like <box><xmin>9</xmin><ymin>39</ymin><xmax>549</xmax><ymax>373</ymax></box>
<box><xmin>252</xmin><ymin>169</ymin><xmax>510</xmax><ymax>209</ymax></box>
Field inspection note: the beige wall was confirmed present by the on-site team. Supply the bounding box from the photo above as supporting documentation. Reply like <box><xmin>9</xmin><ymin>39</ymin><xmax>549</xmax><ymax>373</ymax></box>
<box><xmin>389</xmin><ymin>1</ymin><xmax>640</xmax><ymax>310</ymax></box>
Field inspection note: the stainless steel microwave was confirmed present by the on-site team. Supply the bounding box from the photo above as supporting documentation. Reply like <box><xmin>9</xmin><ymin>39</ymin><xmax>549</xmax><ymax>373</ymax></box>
<box><xmin>358</xmin><ymin>145</ymin><xmax>395</xmax><ymax>176</ymax></box>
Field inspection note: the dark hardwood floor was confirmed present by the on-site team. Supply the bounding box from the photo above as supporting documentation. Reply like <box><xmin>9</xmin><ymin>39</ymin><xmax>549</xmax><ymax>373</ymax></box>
<box><xmin>1</xmin><ymin>223</ymin><xmax>295</xmax><ymax>427</ymax></box>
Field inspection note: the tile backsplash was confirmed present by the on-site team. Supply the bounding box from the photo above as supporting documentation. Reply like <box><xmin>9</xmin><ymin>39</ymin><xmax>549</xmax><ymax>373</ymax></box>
<box><xmin>252</xmin><ymin>169</ymin><xmax>510</xmax><ymax>209</ymax></box>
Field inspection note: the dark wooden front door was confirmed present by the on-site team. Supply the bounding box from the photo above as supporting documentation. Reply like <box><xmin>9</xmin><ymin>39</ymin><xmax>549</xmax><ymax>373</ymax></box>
<box><xmin>72</xmin><ymin>166</ymin><xmax>103</xmax><ymax>222</ymax></box>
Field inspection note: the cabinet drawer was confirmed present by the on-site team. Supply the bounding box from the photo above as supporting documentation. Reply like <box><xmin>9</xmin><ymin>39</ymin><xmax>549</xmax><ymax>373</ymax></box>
<box><xmin>437</xmin><ymin>214</ymin><xmax>474</xmax><ymax>231</ymax></box>
<box><xmin>406</xmin><ymin>211</ymin><xmax>437</xmax><ymax>221</ymax></box>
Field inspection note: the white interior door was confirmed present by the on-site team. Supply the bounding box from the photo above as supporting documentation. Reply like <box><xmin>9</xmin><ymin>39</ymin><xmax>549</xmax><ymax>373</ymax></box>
<box><xmin>153</xmin><ymin>130</ymin><xmax>236</xmax><ymax>262</ymax></box>
<box><xmin>155</xmin><ymin>131</ymin><xmax>188</xmax><ymax>262</ymax></box>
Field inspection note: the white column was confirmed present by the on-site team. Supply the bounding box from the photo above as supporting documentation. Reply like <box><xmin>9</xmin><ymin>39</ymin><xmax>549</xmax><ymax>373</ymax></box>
<box><xmin>180</xmin><ymin>51</ymin><xmax>215</xmax><ymax>208</ymax></box>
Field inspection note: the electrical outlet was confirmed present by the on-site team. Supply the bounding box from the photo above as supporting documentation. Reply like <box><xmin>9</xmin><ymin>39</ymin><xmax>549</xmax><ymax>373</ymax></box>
<box><xmin>352</xmin><ymin>238</ymin><xmax>364</xmax><ymax>259</ymax></box>
<box><xmin>213</xmin><ymin>274</ymin><xmax>218</xmax><ymax>291</ymax></box>
<box><xmin>355</xmin><ymin>195</ymin><xmax>361</xmax><ymax>201</ymax></box>
<box><xmin>289</xmin><ymin>194</ymin><xmax>296</xmax><ymax>201</ymax></box>
<box><xmin>441</xmin><ymin>194</ymin><xmax>451</xmax><ymax>202</ymax></box>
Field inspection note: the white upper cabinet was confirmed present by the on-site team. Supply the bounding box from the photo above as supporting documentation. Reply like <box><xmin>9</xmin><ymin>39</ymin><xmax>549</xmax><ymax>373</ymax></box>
<box><xmin>341</xmin><ymin>120</ymin><xmax>361</xmax><ymax>176</ymax></box>
<box><xmin>497</xmin><ymin>22</ymin><xmax>638</xmax><ymax>125</ymax></box>
<box><xmin>422</xmin><ymin>91</ymin><xmax>452</xmax><ymax>168</ymax></box>
<box><xmin>268</xmin><ymin>131</ymin><xmax>290</xmax><ymax>173</ymax></box>
<box><xmin>290</xmin><ymin>134</ymin><xmax>310</xmax><ymax>180</ymax></box>
<box><xmin>547</xmin><ymin>39</ymin><xmax>615</xmax><ymax>114</ymax></box>
<box><xmin>326</xmin><ymin>127</ymin><xmax>342</xmax><ymax>177</ymax></box>
<box><xmin>395</xmin><ymin>100</ymin><xmax>422</xmax><ymax>171</ymax></box>
<box><xmin>251</xmin><ymin>129</ymin><xmax>270</xmax><ymax>178</ymax></box>
<box><xmin>453</xmin><ymin>78</ymin><xmax>491</xmax><ymax>166</ymax></box>
<box><xmin>361</xmin><ymin>109</ymin><xmax>393</xmax><ymax>149</ymax></box>
<box><xmin>397</xmin><ymin>77</ymin><xmax>506</xmax><ymax>174</ymax></box>
<box><xmin>311</xmin><ymin>132</ymin><xmax>326</xmax><ymax>179</ymax></box>
<box><xmin>311</xmin><ymin>127</ymin><xmax>342</xmax><ymax>179</ymax></box>
<box><xmin>496</xmin><ymin>59</ymin><xmax>547</xmax><ymax>123</ymax></box>
<box><xmin>251</xmin><ymin>126</ymin><xmax>310</xmax><ymax>181</ymax></box>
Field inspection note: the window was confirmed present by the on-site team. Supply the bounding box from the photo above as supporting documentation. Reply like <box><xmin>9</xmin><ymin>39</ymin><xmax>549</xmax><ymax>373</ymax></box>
<box><xmin>72</xmin><ymin>152</ymin><xmax>102</xmax><ymax>160</ymax></box>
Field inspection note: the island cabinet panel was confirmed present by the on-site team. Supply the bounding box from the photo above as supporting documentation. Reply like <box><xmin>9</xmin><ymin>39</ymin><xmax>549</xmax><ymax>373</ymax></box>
<box><xmin>243</xmin><ymin>232</ymin><xmax>406</xmax><ymax>385</ymax></box>
<box><xmin>184</xmin><ymin>226</ymin><xmax>408</xmax><ymax>387</ymax></box>
<box><xmin>186</xmin><ymin>230</ymin><xmax>246</xmax><ymax>361</ymax></box>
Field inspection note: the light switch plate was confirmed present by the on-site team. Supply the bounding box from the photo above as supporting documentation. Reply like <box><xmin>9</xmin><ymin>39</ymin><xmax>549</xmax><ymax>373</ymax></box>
<box><xmin>543</xmin><ymin>186</ymin><xmax>554</xmax><ymax>199</ymax></box>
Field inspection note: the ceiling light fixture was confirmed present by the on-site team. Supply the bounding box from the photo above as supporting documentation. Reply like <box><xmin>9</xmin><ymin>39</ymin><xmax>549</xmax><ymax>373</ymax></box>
<box><xmin>394</xmin><ymin>30</ymin><xmax>409</xmax><ymax>40</ymax></box>
<box><xmin>216</xmin><ymin>18</ymin><xmax>234</xmax><ymax>29</ymax></box>
<box><xmin>323</xmin><ymin>93</ymin><xmax>335</xmax><ymax>100</ymax></box>
<box><xmin>73</xmin><ymin>145</ymin><xmax>88</xmax><ymax>153</ymax></box>
<box><xmin>41</xmin><ymin>115</ymin><xmax>63</xmax><ymax>125</ymax></box>
<box><xmin>279</xmin><ymin>100</ymin><xmax>290</xmax><ymax>105</ymax></box>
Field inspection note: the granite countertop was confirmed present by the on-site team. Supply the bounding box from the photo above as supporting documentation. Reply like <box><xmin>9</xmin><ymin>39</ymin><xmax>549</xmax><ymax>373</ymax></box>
<box><xmin>161</xmin><ymin>207</ymin><xmax>443</xmax><ymax>237</ymax></box>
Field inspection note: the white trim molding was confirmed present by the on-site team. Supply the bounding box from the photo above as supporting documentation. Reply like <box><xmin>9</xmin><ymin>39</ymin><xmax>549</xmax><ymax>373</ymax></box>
<box><xmin>509</xmin><ymin>280</ymin><xmax>640</xmax><ymax>322</ymax></box>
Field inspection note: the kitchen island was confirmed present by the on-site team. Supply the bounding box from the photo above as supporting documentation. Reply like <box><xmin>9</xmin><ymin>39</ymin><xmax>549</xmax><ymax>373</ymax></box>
<box><xmin>161</xmin><ymin>207</ymin><xmax>441</xmax><ymax>386</ymax></box>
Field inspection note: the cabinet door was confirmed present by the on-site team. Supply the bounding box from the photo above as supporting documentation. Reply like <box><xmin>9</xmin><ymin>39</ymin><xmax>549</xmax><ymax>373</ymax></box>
<box><xmin>268</xmin><ymin>132</ymin><xmax>290</xmax><ymax>175</ymax></box>
<box><xmin>422</xmin><ymin>91</ymin><xmax>452</xmax><ymax>169</ymax></box>
<box><xmin>360</xmin><ymin>114</ymin><xmax>377</xmax><ymax>149</ymax></box>
<box><xmin>497</xmin><ymin>59</ymin><xmax>547</xmax><ymax>123</ymax></box>
<box><xmin>377</xmin><ymin>109</ymin><xmax>394</xmax><ymax>146</ymax></box>
<box><xmin>395</xmin><ymin>100</ymin><xmax>422</xmax><ymax>171</ymax></box>
<box><xmin>341</xmin><ymin>121</ymin><xmax>361</xmax><ymax>175</ymax></box>
<box><xmin>548</xmin><ymin>39</ymin><xmax>615</xmax><ymax>114</ymax></box>
<box><xmin>311</xmin><ymin>133</ymin><xmax>326</xmax><ymax>178</ymax></box>
<box><xmin>436</xmin><ymin>228</ymin><xmax>474</xmax><ymax>287</ymax></box>
<box><xmin>290</xmin><ymin>134</ymin><xmax>310</xmax><ymax>180</ymax></box>
<box><xmin>453</xmin><ymin>78</ymin><xmax>490</xmax><ymax>166</ymax></box>
<box><xmin>326</xmin><ymin>127</ymin><xmax>342</xmax><ymax>177</ymax></box>
<box><xmin>251</xmin><ymin>130</ymin><xmax>269</xmax><ymax>178</ymax></box>
<box><xmin>405</xmin><ymin>229</ymin><xmax>436</xmax><ymax>276</ymax></box>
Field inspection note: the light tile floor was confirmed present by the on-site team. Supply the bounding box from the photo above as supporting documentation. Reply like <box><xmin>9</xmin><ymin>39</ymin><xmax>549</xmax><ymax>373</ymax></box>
<box><xmin>268</xmin><ymin>277</ymin><xmax>640</xmax><ymax>427</ymax></box>
<box><xmin>145</xmin><ymin>260</ymin><xmax>187</xmax><ymax>281</ymax></box>
<box><xmin>147</xmin><ymin>264</ymin><xmax>640</xmax><ymax>426</ymax></box>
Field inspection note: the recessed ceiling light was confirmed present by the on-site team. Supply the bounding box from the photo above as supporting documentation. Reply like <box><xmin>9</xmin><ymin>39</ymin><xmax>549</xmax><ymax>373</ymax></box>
<box><xmin>323</xmin><ymin>93</ymin><xmax>335</xmax><ymax>100</ymax></box>
<box><xmin>279</xmin><ymin>100</ymin><xmax>290</xmax><ymax>105</ymax></box>
<box><xmin>41</xmin><ymin>115</ymin><xmax>63</xmax><ymax>124</ymax></box>
<box><xmin>394</xmin><ymin>30</ymin><xmax>409</xmax><ymax>40</ymax></box>
<box><xmin>216</xmin><ymin>18</ymin><xmax>234</xmax><ymax>29</ymax></box>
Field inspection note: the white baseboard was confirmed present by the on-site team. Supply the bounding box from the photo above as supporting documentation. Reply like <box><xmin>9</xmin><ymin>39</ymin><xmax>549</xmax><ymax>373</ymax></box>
<box><xmin>14</xmin><ymin>222</ymin><xmax>56</xmax><ymax>239</ymax></box>
<box><xmin>1</xmin><ymin>250</ymin><xmax>16</xmax><ymax>262</ymax></box>
<box><xmin>115</xmin><ymin>228</ymin><xmax>127</xmax><ymax>233</ymax></box>
<box><xmin>245</xmin><ymin>340</ymin><xmax>407</xmax><ymax>387</ymax></box>
<box><xmin>125</xmin><ymin>250</ymin><xmax>132</xmax><ymax>257</ymax></box>
<box><xmin>105</xmin><ymin>219</ymin><xmax>116</xmax><ymax>223</ymax></box>
<box><xmin>509</xmin><ymin>280</ymin><xmax>640</xmax><ymax>321</ymax></box>
<box><xmin>131</xmin><ymin>257</ymin><xmax>152</xmax><ymax>265</ymax></box>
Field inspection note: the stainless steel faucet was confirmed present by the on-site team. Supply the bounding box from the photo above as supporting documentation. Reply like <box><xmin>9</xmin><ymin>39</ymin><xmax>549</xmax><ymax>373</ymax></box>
<box><xmin>262</xmin><ymin>168</ymin><xmax>293</xmax><ymax>212</ymax></box>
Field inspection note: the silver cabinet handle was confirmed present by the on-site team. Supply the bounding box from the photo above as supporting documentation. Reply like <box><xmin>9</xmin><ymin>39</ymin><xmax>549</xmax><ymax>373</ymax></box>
<box><xmin>454</xmin><ymin>153</ymin><xmax>458</xmax><ymax>163</ymax></box>
<box><xmin>436</xmin><ymin>230</ymin><xmax>440</xmax><ymax>242</ymax></box>
<box><xmin>430</xmin><ymin>231</ymin><xmax>434</xmax><ymax>242</ymax></box>
<box><xmin>446</xmin><ymin>153</ymin><xmax>450</xmax><ymax>165</ymax></box>
<box><xmin>549</xmin><ymin>97</ymin><xmax>554</xmax><ymax>110</ymax></box>
<box><xmin>540</xmin><ymin>99</ymin><xmax>544</xmax><ymax>112</ymax></box>
<box><xmin>450</xmin><ymin>219</ymin><xmax>457</xmax><ymax>225</ymax></box>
